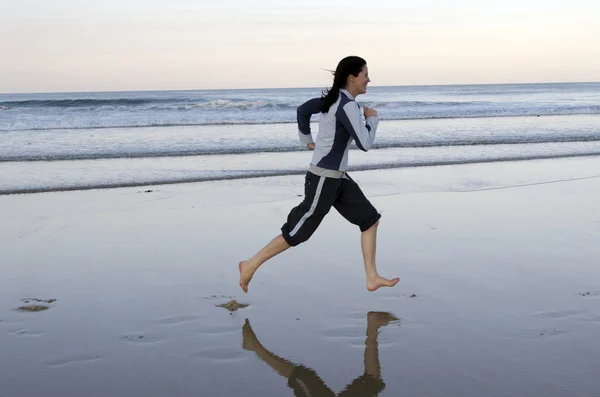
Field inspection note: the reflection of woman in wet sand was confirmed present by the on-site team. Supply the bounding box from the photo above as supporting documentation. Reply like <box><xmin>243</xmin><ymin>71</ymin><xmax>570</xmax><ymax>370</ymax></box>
<box><xmin>242</xmin><ymin>312</ymin><xmax>398</xmax><ymax>397</ymax></box>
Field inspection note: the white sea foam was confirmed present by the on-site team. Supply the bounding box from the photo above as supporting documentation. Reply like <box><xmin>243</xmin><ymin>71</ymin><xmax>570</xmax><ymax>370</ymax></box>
<box><xmin>1</xmin><ymin>83</ymin><xmax>599</xmax><ymax>131</ymax></box>
<box><xmin>2</xmin><ymin>83</ymin><xmax>600</xmax><ymax>193</ymax></box>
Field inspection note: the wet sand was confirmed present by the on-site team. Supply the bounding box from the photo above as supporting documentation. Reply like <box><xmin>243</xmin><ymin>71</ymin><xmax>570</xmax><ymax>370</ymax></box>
<box><xmin>1</xmin><ymin>157</ymin><xmax>600</xmax><ymax>397</ymax></box>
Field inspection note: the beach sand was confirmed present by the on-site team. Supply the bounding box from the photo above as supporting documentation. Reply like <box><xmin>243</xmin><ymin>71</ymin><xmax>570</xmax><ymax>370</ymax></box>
<box><xmin>1</xmin><ymin>157</ymin><xmax>600</xmax><ymax>397</ymax></box>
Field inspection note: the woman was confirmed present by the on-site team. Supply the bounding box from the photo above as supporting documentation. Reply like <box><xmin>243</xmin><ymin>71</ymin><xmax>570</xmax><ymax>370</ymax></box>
<box><xmin>239</xmin><ymin>56</ymin><xmax>399</xmax><ymax>293</ymax></box>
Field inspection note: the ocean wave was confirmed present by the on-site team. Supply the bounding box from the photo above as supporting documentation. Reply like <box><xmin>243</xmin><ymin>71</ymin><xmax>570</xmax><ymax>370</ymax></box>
<box><xmin>2</xmin><ymin>82</ymin><xmax>599</xmax><ymax>131</ymax></box>
<box><xmin>0</xmin><ymin>98</ymin><xmax>301</xmax><ymax>114</ymax></box>
<box><xmin>371</xmin><ymin>100</ymin><xmax>480</xmax><ymax>108</ymax></box>
<box><xmin>3</xmin><ymin>96</ymin><xmax>599</xmax><ymax>115</ymax></box>
<box><xmin>0</xmin><ymin>98</ymin><xmax>181</xmax><ymax>108</ymax></box>
<box><xmin>0</xmin><ymin>97</ymin><xmax>298</xmax><ymax>110</ymax></box>
<box><xmin>3</xmin><ymin>134</ymin><xmax>600</xmax><ymax>162</ymax></box>
<box><xmin>191</xmin><ymin>99</ymin><xmax>295</xmax><ymax>110</ymax></box>
<box><xmin>0</xmin><ymin>120</ymin><xmax>298</xmax><ymax>132</ymax></box>
<box><xmin>2</xmin><ymin>107</ymin><xmax>600</xmax><ymax>132</ymax></box>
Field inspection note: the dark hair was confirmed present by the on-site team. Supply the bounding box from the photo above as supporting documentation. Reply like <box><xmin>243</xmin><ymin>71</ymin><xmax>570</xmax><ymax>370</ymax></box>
<box><xmin>320</xmin><ymin>56</ymin><xmax>366</xmax><ymax>113</ymax></box>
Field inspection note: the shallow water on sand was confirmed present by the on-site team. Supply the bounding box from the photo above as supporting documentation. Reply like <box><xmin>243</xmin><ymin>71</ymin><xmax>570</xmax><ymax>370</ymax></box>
<box><xmin>2</xmin><ymin>159</ymin><xmax>600</xmax><ymax>396</ymax></box>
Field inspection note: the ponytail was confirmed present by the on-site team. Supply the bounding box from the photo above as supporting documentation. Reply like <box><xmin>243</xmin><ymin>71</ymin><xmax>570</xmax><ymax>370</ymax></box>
<box><xmin>320</xmin><ymin>86</ymin><xmax>340</xmax><ymax>113</ymax></box>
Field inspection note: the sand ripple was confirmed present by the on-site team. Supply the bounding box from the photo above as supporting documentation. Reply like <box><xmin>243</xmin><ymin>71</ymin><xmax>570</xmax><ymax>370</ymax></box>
<box><xmin>194</xmin><ymin>347</ymin><xmax>247</xmax><ymax>362</ymax></box>
<box><xmin>46</xmin><ymin>354</ymin><xmax>102</xmax><ymax>367</ymax></box>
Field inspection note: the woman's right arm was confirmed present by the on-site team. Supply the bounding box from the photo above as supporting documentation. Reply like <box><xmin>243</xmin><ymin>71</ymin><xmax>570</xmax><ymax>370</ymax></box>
<box><xmin>338</xmin><ymin>101</ymin><xmax>379</xmax><ymax>151</ymax></box>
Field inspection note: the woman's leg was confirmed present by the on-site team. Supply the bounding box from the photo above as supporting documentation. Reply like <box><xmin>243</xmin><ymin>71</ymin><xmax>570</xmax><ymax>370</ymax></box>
<box><xmin>239</xmin><ymin>172</ymin><xmax>339</xmax><ymax>292</ymax></box>
<box><xmin>239</xmin><ymin>235</ymin><xmax>289</xmax><ymax>293</ymax></box>
<box><xmin>334</xmin><ymin>175</ymin><xmax>399</xmax><ymax>291</ymax></box>
<box><xmin>361</xmin><ymin>220</ymin><xmax>400</xmax><ymax>291</ymax></box>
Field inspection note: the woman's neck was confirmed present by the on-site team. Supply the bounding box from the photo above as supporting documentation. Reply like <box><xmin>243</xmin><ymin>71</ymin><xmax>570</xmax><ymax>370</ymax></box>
<box><xmin>343</xmin><ymin>86</ymin><xmax>358</xmax><ymax>98</ymax></box>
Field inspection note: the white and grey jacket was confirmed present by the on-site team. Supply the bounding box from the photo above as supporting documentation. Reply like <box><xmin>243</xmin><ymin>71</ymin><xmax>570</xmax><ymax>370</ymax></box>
<box><xmin>296</xmin><ymin>89</ymin><xmax>378</xmax><ymax>178</ymax></box>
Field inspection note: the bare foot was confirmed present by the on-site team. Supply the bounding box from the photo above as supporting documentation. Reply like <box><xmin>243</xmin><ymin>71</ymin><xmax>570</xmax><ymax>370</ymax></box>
<box><xmin>239</xmin><ymin>260</ymin><xmax>257</xmax><ymax>293</ymax></box>
<box><xmin>366</xmin><ymin>275</ymin><xmax>400</xmax><ymax>292</ymax></box>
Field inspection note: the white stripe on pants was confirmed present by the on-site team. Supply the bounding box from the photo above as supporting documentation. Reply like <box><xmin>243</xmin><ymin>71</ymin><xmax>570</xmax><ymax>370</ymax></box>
<box><xmin>288</xmin><ymin>176</ymin><xmax>326</xmax><ymax>237</ymax></box>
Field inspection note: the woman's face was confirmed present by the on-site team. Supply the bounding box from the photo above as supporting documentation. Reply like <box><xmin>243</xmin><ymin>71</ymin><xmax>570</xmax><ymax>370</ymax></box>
<box><xmin>348</xmin><ymin>65</ymin><xmax>370</xmax><ymax>95</ymax></box>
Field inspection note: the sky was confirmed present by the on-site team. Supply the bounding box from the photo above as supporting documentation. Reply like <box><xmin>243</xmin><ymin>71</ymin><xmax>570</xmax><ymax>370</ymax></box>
<box><xmin>1</xmin><ymin>0</ymin><xmax>599</xmax><ymax>93</ymax></box>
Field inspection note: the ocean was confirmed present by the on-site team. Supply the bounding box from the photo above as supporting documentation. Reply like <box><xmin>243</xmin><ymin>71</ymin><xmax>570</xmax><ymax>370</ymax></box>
<box><xmin>1</xmin><ymin>82</ymin><xmax>599</xmax><ymax>194</ymax></box>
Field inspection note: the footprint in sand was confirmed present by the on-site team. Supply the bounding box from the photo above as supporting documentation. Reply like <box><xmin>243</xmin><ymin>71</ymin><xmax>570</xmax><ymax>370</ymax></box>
<box><xmin>154</xmin><ymin>314</ymin><xmax>203</xmax><ymax>325</ymax></box>
<box><xmin>577</xmin><ymin>291</ymin><xmax>600</xmax><ymax>297</ymax></box>
<box><xmin>533</xmin><ymin>310</ymin><xmax>586</xmax><ymax>319</ymax></box>
<box><xmin>536</xmin><ymin>328</ymin><xmax>569</xmax><ymax>337</ymax></box>
<box><xmin>321</xmin><ymin>326</ymin><xmax>367</xmax><ymax>340</ymax></box>
<box><xmin>205</xmin><ymin>295</ymin><xmax>234</xmax><ymax>300</ymax></box>
<box><xmin>580</xmin><ymin>316</ymin><xmax>600</xmax><ymax>324</ymax></box>
<box><xmin>8</xmin><ymin>329</ymin><xmax>45</xmax><ymax>337</ymax></box>
<box><xmin>16</xmin><ymin>298</ymin><xmax>57</xmax><ymax>313</ymax></box>
<box><xmin>344</xmin><ymin>311</ymin><xmax>371</xmax><ymax>320</ymax></box>
<box><xmin>120</xmin><ymin>333</ymin><xmax>165</xmax><ymax>344</ymax></box>
<box><xmin>46</xmin><ymin>354</ymin><xmax>102</xmax><ymax>368</ymax></box>
<box><xmin>21</xmin><ymin>298</ymin><xmax>57</xmax><ymax>304</ymax></box>
<box><xmin>16</xmin><ymin>305</ymin><xmax>50</xmax><ymax>312</ymax></box>
<box><xmin>215</xmin><ymin>300</ymin><xmax>249</xmax><ymax>312</ymax></box>
<box><xmin>0</xmin><ymin>317</ymin><xmax>21</xmax><ymax>326</ymax></box>
<box><xmin>196</xmin><ymin>324</ymin><xmax>240</xmax><ymax>335</ymax></box>
<box><xmin>193</xmin><ymin>347</ymin><xmax>247</xmax><ymax>363</ymax></box>
<box><xmin>514</xmin><ymin>328</ymin><xmax>570</xmax><ymax>339</ymax></box>
<box><xmin>381</xmin><ymin>293</ymin><xmax>418</xmax><ymax>300</ymax></box>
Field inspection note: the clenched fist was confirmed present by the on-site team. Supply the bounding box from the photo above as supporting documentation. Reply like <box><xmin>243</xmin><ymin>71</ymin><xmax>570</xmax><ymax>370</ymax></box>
<box><xmin>364</xmin><ymin>106</ymin><xmax>378</xmax><ymax>118</ymax></box>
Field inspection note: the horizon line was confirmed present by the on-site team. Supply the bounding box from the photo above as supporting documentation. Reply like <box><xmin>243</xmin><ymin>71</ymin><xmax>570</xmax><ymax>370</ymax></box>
<box><xmin>1</xmin><ymin>80</ymin><xmax>599</xmax><ymax>96</ymax></box>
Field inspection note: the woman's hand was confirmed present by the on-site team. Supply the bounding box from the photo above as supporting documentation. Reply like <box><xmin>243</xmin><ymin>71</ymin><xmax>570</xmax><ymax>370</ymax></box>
<box><xmin>364</xmin><ymin>106</ymin><xmax>378</xmax><ymax>118</ymax></box>
<box><xmin>307</xmin><ymin>143</ymin><xmax>315</xmax><ymax>150</ymax></box>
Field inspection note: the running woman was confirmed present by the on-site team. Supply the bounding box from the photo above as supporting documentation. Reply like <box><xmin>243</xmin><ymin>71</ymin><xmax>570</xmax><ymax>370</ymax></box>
<box><xmin>239</xmin><ymin>56</ymin><xmax>399</xmax><ymax>293</ymax></box>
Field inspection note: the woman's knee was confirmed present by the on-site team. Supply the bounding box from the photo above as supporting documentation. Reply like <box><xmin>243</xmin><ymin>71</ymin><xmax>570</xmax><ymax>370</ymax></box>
<box><xmin>370</xmin><ymin>219</ymin><xmax>380</xmax><ymax>230</ymax></box>
<box><xmin>360</xmin><ymin>217</ymin><xmax>380</xmax><ymax>232</ymax></box>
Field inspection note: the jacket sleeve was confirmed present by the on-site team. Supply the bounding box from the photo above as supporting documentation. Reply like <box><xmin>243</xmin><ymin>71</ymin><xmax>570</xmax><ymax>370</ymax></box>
<box><xmin>338</xmin><ymin>101</ymin><xmax>378</xmax><ymax>151</ymax></box>
<box><xmin>296</xmin><ymin>97</ymin><xmax>322</xmax><ymax>145</ymax></box>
